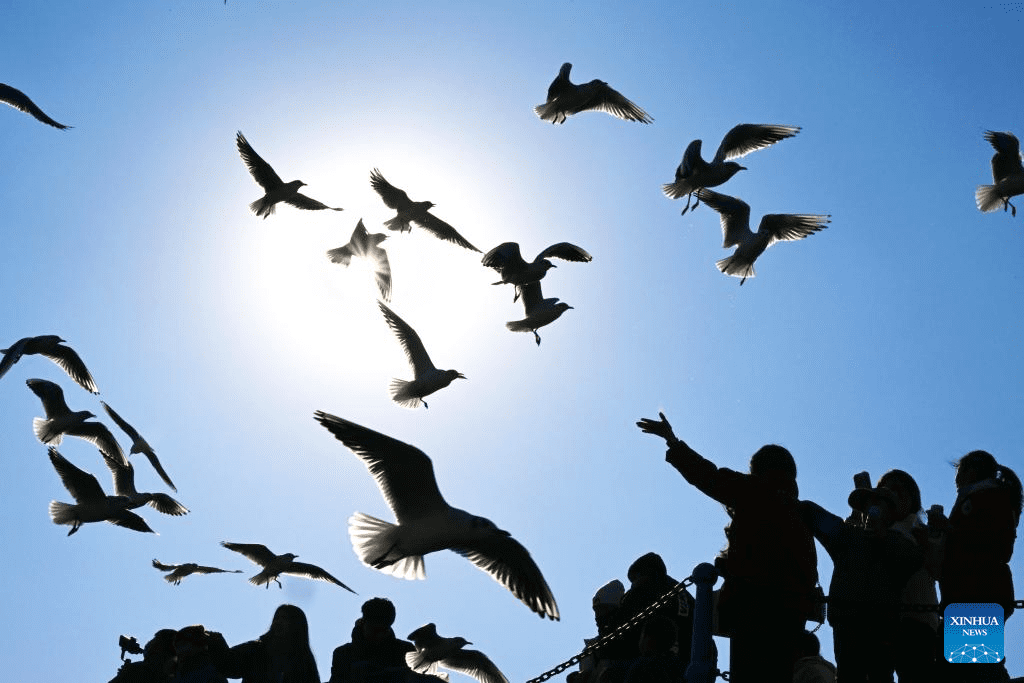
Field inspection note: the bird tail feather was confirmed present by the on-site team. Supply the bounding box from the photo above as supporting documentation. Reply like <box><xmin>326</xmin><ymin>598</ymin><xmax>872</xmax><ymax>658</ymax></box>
<box><xmin>975</xmin><ymin>184</ymin><xmax>1004</xmax><ymax>213</ymax></box>
<box><xmin>389</xmin><ymin>379</ymin><xmax>424</xmax><ymax>409</ymax></box>
<box><xmin>716</xmin><ymin>255</ymin><xmax>755</xmax><ymax>280</ymax></box>
<box><xmin>505</xmin><ymin>318</ymin><xmax>534</xmax><ymax>333</ymax></box>
<box><xmin>33</xmin><ymin>417</ymin><xmax>62</xmax><ymax>445</ymax></box>
<box><xmin>49</xmin><ymin>500</ymin><xmax>76</xmax><ymax>526</ymax></box>
<box><xmin>326</xmin><ymin>245</ymin><xmax>354</xmax><ymax>266</ymax></box>
<box><xmin>249</xmin><ymin>198</ymin><xmax>275</xmax><ymax>218</ymax></box>
<box><xmin>534</xmin><ymin>102</ymin><xmax>565</xmax><ymax>124</ymax></box>
<box><xmin>383</xmin><ymin>216</ymin><xmax>412</xmax><ymax>232</ymax></box>
<box><xmin>348</xmin><ymin>512</ymin><xmax>425</xmax><ymax>579</ymax></box>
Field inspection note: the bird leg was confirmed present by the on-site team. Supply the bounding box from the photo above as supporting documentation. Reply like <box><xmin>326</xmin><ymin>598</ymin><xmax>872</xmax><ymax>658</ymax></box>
<box><xmin>533</xmin><ymin>330</ymin><xmax>542</xmax><ymax>346</ymax></box>
<box><xmin>68</xmin><ymin>522</ymin><xmax>81</xmax><ymax>536</ymax></box>
<box><xmin>739</xmin><ymin>276</ymin><xmax>747</xmax><ymax>286</ymax></box>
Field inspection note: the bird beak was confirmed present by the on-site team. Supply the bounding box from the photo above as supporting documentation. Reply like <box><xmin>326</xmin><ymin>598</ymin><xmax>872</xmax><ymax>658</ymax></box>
<box><xmin>739</xmin><ymin>166</ymin><xmax>748</xmax><ymax>171</ymax></box>
<box><xmin>550</xmin><ymin>263</ymin><xmax>558</xmax><ymax>268</ymax></box>
<box><xmin>457</xmin><ymin>373</ymin><xmax>467</xmax><ymax>380</ymax></box>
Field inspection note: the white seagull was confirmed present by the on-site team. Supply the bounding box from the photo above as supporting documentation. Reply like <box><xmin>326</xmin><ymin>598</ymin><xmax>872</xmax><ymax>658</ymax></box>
<box><xmin>695</xmin><ymin>188</ymin><xmax>830</xmax><ymax>285</ymax></box>
<box><xmin>406</xmin><ymin>623</ymin><xmax>510</xmax><ymax>683</ymax></box>
<box><xmin>220</xmin><ymin>541</ymin><xmax>356</xmax><ymax>592</ymax></box>
<box><xmin>313</xmin><ymin>411</ymin><xmax>560</xmax><ymax>620</ymax></box>
<box><xmin>0</xmin><ymin>83</ymin><xmax>71</xmax><ymax>129</ymax></box>
<box><xmin>327</xmin><ymin>219</ymin><xmax>393</xmax><ymax>301</ymax></box>
<box><xmin>101</xmin><ymin>401</ymin><xmax>177</xmax><ymax>491</ymax></box>
<box><xmin>505</xmin><ymin>281</ymin><xmax>573</xmax><ymax>346</ymax></box>
<box><xmin>369</xmin><ymin>169</ymin><xmax>479</xmax><ymax>252</ymax></box>
<box><xmin>378</xmin><ymin>301</ymin><xmax>465</xmax><ymax>409</ymax></box>
<box><xmin>663</xmin><ymin>124</ymin><xmax>801</xmax><ymax>215</ymax></box>
<box><xmin>481</xmin><ymin>242</ymin><xmax>592</xmax><ymax>301</ymax></box>
<box><xmin>1</xmin><ymin>335</ymin><xmax>99</xmax><ymax>393</ymax></box>
<box><xmin>101</xmin><ymin>451</ymin><xmax>189</xmax><ymax>517</ymax></box>
<box><xmin>976</xmin><ymin>130</ymin><xmax>1024</xmax><ymax>217</ymax></box>
<box><xmin>26</xmin><ymin>378</ymin><xmax>127</xmax><ymax>466</ymax></box>
<box><xmin>152</xmin><ymin>559</ymin><xmax>243</xmax><ymax>585</ymax></box>
<box><xmin>535</xmin><ymin>63</ymin><xmax>652</xmax><ymax>125</ymax></box>
<box><xmin>47</xmin><ymin>447</ymin><xmax>154</xmax><ymax>536</ymax></box>
<box><xmin>236</xmin><ymin>131</ymin><xmax>342</xmax><ymax>218</ymax></box>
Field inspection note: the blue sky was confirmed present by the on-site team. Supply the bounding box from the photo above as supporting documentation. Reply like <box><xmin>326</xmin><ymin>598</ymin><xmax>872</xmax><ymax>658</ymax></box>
<box><xmin>1</xmin><ymin>1</ymin><xmax>1021</xmax><ymax>681</ymax></box>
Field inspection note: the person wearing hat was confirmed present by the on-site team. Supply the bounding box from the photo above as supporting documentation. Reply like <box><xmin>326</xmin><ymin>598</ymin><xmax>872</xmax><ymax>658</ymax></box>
<box><xmin>328</xmin><ymin>598</ymin><xmax>416</xmax><ymax>683</ymax></box>
<box><xmin>799</xmin><ymin>480</ymin><xmax>924</xmax><ymax>682</ymax></box>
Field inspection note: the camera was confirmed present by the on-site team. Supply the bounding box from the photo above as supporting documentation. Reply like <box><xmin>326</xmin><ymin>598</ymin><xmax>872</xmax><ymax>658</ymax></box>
<box><xmin>119</xmin><ymin>634</ymin><xmax>144</xmax><ymax>661</ymax></box>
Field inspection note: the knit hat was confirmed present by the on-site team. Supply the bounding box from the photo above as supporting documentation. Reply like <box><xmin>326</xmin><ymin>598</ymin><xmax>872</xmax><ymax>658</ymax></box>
<box><xmin>592</xmin><ymin>579</ymin><xmax>625</xmax><ymax>608</ymax></box>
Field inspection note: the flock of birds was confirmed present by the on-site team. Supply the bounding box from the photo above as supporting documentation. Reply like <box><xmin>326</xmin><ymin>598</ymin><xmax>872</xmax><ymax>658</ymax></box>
<box><xmin>4</xmin><ymin>60</ymin><xmax>1023</xmax><ymax>683</ymax></box>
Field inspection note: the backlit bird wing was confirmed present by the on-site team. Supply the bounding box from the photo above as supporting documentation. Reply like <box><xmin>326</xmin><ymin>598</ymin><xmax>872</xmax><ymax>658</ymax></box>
<box><xmin>379</xmin><ymin>301</ymin><xmax>437</xmax><ymax>375</ymax></box>
<box><xmin>371</xmin><ymin>247</ymin><xmax>393</xmax><ymax>302</ymax></box>
<box><xmin>441</xmin><ymin>650</ymin><xmax>510</xmax><ymax>683</ymax></box>
<box><xmin>694</xmin><ymin>189</ymin><xmax>753</xmax><ymax>248</ymax></box>
<box><xmin>220</xmin><ymin>542</ymin><xmax>277</xmax><ymax>568</ymax></box>
<box><xmin>536</xmin><ymin>242</ymin><xmax>592</xmax><ymax>263</ymax></box>
<box><xmin>284</xmin><ymin>192</ymin><xmax>342</xmax><ymax>212</ymax></box>
<box><xmin>39</xmin><ymin>342</ymin><xmax>98</xmax><ymax>393</ymax></box>
<box><xmin>0</xmin><ymin>83</ymin><xmax>71</xmax><ymax>129</ymax></box>
<box><xmin>65</xmin><ymin>422</ymin><xmax>127</xmax><ymax>466</ymax></box>
<box><xmin>102</xmin><ymin>452</ymin><xmax>139</xmax><ymax>497</ymax></box>
<box><xmin>758</xmin><ymin>214</ymin><xmax>831</xmax><ymax>246</ymax></box>
<box><xmin>49</xmin><ymin>447</ymin><xmax>106</xmax><ymax>502</ymax></box>
<box><xmin>0</xmin><ymin>337</ymin><xmax>30</xmax><ymax>380</ymax></box>
<box><xmin>283</xmin><ymin>561</ymin><xmax>356</xmax><ymax>593</ymax></box>
<box><xmin>314</xmin><ymin>411</ymin><xmax>448</xmax><ymax>522</ymax></box>
<box><xmin>370</xmin><ymin>169</ymin><xmax>413</xmax><ymax>211</ymax></box>
<box><xmin>236</xmin><ymin>132</ymin><xmax>284</xmax><ymax>191</ymax></box>
<box><xmin>413</xmin><ymin>212</ymin><xmax>480</xmax><ymax>252</ymax></box>
<box><xmin>453</xmin><ymin>535</ymin><xmax>560</xmax><ymax>620</ymax></box>
<box><xmin>985</xmin><ymin>131</ymin><xmax>1023</xmax><ymax>183</ymax></box>
<box><xmin>152</xmin><ymin>559</ymin><xmax>179</xmax><ymax>572</ymax></box>
<box><xmin>26</xmin><ymin>378</ymin><xmax>73</xmax><ymax>417</ymax></box>
<box><xmin>713</xmin><ymin>124</ymin><xmax>801</xmax><ymax>163</ymax></box>
<box><xmin>481</xmin><ymin>242</ymin><xmax>525</xmax><ymax>271</ymax></box>
<box><xmin>575</xmin><ymin>80</ymin><xmax>652</xmax><ymax>123</ymax></box>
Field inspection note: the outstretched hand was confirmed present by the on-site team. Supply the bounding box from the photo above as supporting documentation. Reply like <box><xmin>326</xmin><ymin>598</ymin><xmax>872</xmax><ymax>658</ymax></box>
<box><xmin>637</xmin><ymin>411</ymin><xmax>679</xmax><ymax>445</ymax></box>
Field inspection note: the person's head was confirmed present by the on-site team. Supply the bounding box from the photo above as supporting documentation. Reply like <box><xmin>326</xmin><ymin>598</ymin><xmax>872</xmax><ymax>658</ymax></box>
<box><xmin>143</xmin><ymin>629</ymin><xmax>177</xmax><ymax>665</ymax></box>
<box><xmin>360</xmin><ymin>597</ymin><xmax>397</xmax><ymax>642</ymax></box>
<box><xmin>796</xmin><ymin>630</ymin><xmax>821</xmax><ymax>658</ymax></box>
<box><xmin>266</xmin><ymin>604</ymin><xmax>310</xmax><ymax>646</ymax></box>
<box><xmin>955</xmin><ymin>451</ymin><xmax>1022</xmax><ymax>520</ymax></box>
<box><xmin>638</xmin><ymin>615</ymin><xmax>677</xmax><ymax>655</ymax></box>
<box><xmin>750</xmin><ymin>445</ymin><xmax>798</xmax><ymax>497</ymax></box>
<box><xmin>592</xmin><ymin>579</ymin><xmax>624</xmax><ymax>620</ymax></box>
<box><xmin>627</xmin><ymin>553</ymin><xmax>667</xmax><ymax>588</ymax></box>
<box><xmin>878</xmin><ymin>469</ymin><xmax>922</xmax><ymax>519</ymax></box>
<box><xmin>173</xmin><ymin>625</ymin><xmax>210</xmax><ymax>659</ymax></box>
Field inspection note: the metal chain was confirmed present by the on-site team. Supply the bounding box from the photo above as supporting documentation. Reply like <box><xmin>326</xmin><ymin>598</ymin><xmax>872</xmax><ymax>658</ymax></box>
<box><xmin>525</xmin><ymin>576</ymin><xmax>697</xmax><ymax>683</ymax></box>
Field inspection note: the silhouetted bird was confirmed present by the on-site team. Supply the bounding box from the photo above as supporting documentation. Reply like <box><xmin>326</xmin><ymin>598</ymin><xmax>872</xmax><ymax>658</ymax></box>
<box><xmin>663</xmin><ymin>124</ymin><xmax>801</xmax><ymax>215</ymax></box>
<box><xmin>695</xmin><ymin>188</ymin><xmax>830</xmax><ymax>285</ymax></box>
<box><xmin>101</xmin><ymin>401</ymin><xmax>177</xmax><ymax>491</ymax></box>
<box><xmin>327</xmin><ymin>219</ymin><xmax>393</xmax><ymax>301</ymax></box>
<box><xmin>976</xmin><ymin>130</ymin><xmax>1024</xmax><ymax>217</ymax></box>
<box><xmin>406</xmin><ymin>623</ymin><xmax>509</xmax><ymax>683</ymax></box>
<box><xmin>482</xmin><ymin>242</ymin><xmax>592</xmax><ymax>301</ymax></box>
<box><xmin>47</xmin><ymin>447</ymin><xmax>154</xmax><ymax>536</ymax></box>
<box><xmin>378</xmin><ymin>301</ymin><xmax>465</xmax><ymax>409</ymax></box>
<box><xmin>535</xmin><ymin>63</ymin><xmax>652</xmax><ymax>124</ymax></box>
<box><xmin>220</xmin><ymin>541</ymin><xmax>356</xmax><ymax>592</ymax></box>
<box><xmin>1</xmin><ymin>335</ymin><xmax>98</xmax><ymax>393</ymax></box>
<box><xmin>505</xmin><ymin>281</ymin><xmax>573</xmax><ymax>346</ymax></box>
<box><xmin>152</xmin><ymin>559</ymin><xmax>242</xmax><ymax>585</ymax></box>
<box><xmin>314</xmin><ymin>411</ymin><xmax>559</xmax><ymax>620</ymax></box>
<box><xmin>369</xmin><ymin>169</ymin><xmax>480</xmax><ymax>251</ymax></box>
<box><xmin>0</xmin><ymin>83</ymin><xmax>71</xmax><ymax>129</ymax></box>
<box><xmin>235</xmin><ymin>131</ymin><xmax>342</xmax><ymax>218</ymax></box>
<box><xmin>101</xmin><ymin>451</ymin><xmax>189</xmax><ymax>517</ymax></box>
<box><xmin>26</xmin><ymin>378</ymin><xmax>127</xmax><ymax>466</ymax></box>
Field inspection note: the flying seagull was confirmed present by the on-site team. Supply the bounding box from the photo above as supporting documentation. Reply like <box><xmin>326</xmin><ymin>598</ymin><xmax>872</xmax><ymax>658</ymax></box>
<box><xmin>695</xmin><ymin>188</ymin><xmax>830</xmax><ymax>285</ymax></box>
<box><xmin>101</xmin><ymin>451</ymin><xmax>189</xmax><ymax>517</ymax></box>
<box><xmin>313</xmin><ymin>411</ymin><xmax>559</xmax><ymax>620</ymax></box>
<box><xmin>1</xmin><ymin>335</ymin><xmax>99</xmax><ymax>393</ymax></box>
<box><xmin>481</xmin><ymin>242</ymin><xmax>592</xmax><ymax>301</ymax></box>
<box><xmin>976</xmin><ymin>130</ymin><xmax>1024</xmax><ymax>217</ymax></box>
<box><xmin>100</xmin><ymin>401</ymin><xmax>177</xmax><ymax>491</ymax></box>
<box><xmin>47</xmin><ymin>447</ymin><xmax>154</xmax><ymax>536</ymax></box>
<box><xmin>26</xmin><ymin>378</ymin><xmax>127</xmax><ymax>466</ymax></box>
<box><xmin>406</xmin><ymin>623</ymin><xmax>510</xmax><ymax>683</ymax></box>
<box><xmin>326</xmin><ymin>219</ymin><xmax>393</xmax><ymax>301</ymax></box>
<box><xmin>663</xmin><ymin>124</ymin><xmax>801</xmax><ymax>215</ymax></box>
<box><xmin>236</xmin><ymin>131</ymin><xmax>342</xmax><ymax>218</ymax></box>
<box><xmin>0</xmin><ymin>83</ymin><xmax>71</xmax><ymax>129</ymax></box>
<box><xmin>534</xmin><ymin>62</ymin><xmax>652</xmax><ymax>125</ymax></box>
<box><xmin>220</xmin><ymin>541</ymin><xmax>356</xmax><ymax>592</ymax></box>
<box><xmin>505</xmin><ymin>281</ymin><xmax>573</xmax><ymax>346</ymax></box>
<box><xmin>369</xmin><ymin>169</ymin><xmax>480</xmax><ymax>252</ymax></box>
<box><xmin>378</xmin><ymin>301</ymin><xmax>465</xmax><ymax>409</ymax></box>
<box><xmin>152</xmin><ymin>559</ymin><xmax>242</xmax><ymax>585</ymax></box>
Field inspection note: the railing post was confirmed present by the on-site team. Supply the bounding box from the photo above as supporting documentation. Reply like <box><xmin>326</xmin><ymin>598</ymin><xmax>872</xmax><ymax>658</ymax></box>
<box><xmin>685</xmin><ymin>562</ymin><xmax>718</xmax><ymax>683</ymax></box>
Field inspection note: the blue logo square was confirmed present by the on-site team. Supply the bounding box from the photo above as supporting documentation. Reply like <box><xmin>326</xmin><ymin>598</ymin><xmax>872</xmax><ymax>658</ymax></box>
<box><xmin>943</xmin><ymin>603</ymin><xmax>1005</xmax><ymax>664</ymax></box>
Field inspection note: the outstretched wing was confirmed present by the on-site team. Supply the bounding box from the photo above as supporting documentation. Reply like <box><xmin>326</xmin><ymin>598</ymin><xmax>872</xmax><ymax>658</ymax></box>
<box><xmin>714</xmin><ymin>124</ymin><xmax>800</xmax><ymax>163</ymax></box>
<box><xmin>694</xmin><ymin>189</ymin><xmax>753</xmax><ymax>248</ymax></box>
<box><xmin>220</xmin><ymin>541</ymin><xmax>277</xmax><ymax>568</ymax></box>
<box><xmin>378</xmin><ymin>301</ymin><xmax>436</xmax><ymax>375</ymax></box>
<box><xmin>759</xmin><ymin>213</ymin><xmax>831</xmax><ymax>246</ymax></box>
<box><xmin>370</xmin><ymin>169</ymin><xmax>412</xmax><ymax>210</ymax></box>
<box><xmin>283</xmin><ymin>192</ymin><xmax>342</xmax><ymax>212</ymax></box>
<box><xmin>453</xmin><ymin>534</ymin><xmax>560</xmax><ymax>620</ymax></box>
<box><xmin>236</xmin><ymin>132</ymin><xmax>284</xmax><ymax>191</ymax></box>
<box><xmin>284</xmin><ymin>561</ymin><xmax>356</xmax><ymax>593</ymax></box>
<box><xmin>536</xmin><ymin>242</ymin><xmax>592</xmax><ymax>263</ymax></box>
<box><xmin>49</xmin><ymin>447</ymin><xmax>106</xmax><ymax>502</ymax></box>
<box><xmin>441</xmin><ymin>650</ymin><xmax>510</xmax><ymax>683</ymax></box>
<box><xmin>413</xmin><ymin>212</ymin><xmax>480</xmax><ymax>252</ymax></box>
<box><xmin>481</xmin><ymin>242</ymin><xmax>524</xmax><ymax>271</ymax></box>
<box><xmin>41</xmin><ymin>343</ymin><xmax>98</xmax><ymax>393</ymax></box>
<box><xmin>0</xmin><ymin>83</ymin><xmax>71</xmax><ymax>129</ymax></box>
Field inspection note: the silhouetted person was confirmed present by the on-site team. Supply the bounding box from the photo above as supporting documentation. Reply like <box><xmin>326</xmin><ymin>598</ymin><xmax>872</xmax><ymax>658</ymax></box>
<box><xmin>878</xmin><ymin>469</ymin><xmax>939</xmax><ymax>683</ymax></box>
<box><xmin>933</xmin><ymin>450</ymin><xmax>1021</xmax><ymax>683</ymax></box>
<box><xmin>622</xmin><ymin>615</ymin><xmax>686</xmax><ymax>683</ymax></box>
<box><xmin>638</xmin><ymin>412</ymin><xmax>818</xmax><ymax>683</ymax></box>
<box><xmin>221</xmin><ymin>604</ymin><xmax>320</xmax><ymax>683</ymax></box>
<box><xmin>617</xmin><ymin>553</ymin><xmax>695</xmax><ymax>670</ymax></box>
<box><xmin>791</xmin><ymin>631</ymin><xmax>835</xmax><ymax>683</ymax></box>
<box><xmin>800</xmin><ymin>482</ymin><xmax>923</xmax><ymax>682</ymax></box>
<box><xmin>110</xmin><ymin>629</ymin><xmax>176</xmax><ymax>683</ymax></box>
<box><xmin>329</xmin><ymin>598</ymin><xmax>416</xmax><ymax>683</ymax></box>
<box><xmin>170</xmin><ymin>625</ymin><xmax>229</xmax><ymax>683</ymax></box>
<box><xmin>577</xmin><ymin>579</ymin><xmax>631</xmax><ymax>683</ymax></box>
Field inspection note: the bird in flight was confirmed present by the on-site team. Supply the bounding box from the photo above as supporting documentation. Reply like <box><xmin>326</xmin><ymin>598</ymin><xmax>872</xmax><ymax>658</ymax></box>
<box><xmin>663</xmin><ymin>124</ymin><xmax>801</xmax><ymax>215</ymax></box>
<box><xmin>101</xmin><ymin>401</ymin><xmax>177</xmax><ymax>491</ymax></box>
<box><xmin>326</xmin><ymin>219</ymin><xmax>393</xmax><ymax>301</ymax></box>
<box><xmin>695</xmin><ymin>188</ymin><xmax>830</xmax><ymax>285</ymax></box>
<box><xmin>976</xmin><ymin>130</ymin><xmax>1023</xmax><ymax>217</ymax></box>
<box><xmin>534</xmin><ymin>63</ymin><xmax>652</xmax><ymax>125</ymax></box>
<box><xmin>369</xmin><ymin>169</ymin><xmax>480</xmax><ymax>252</ymax></box>
<box><xmin>1</xmin><ymin>335</ymin><xmax>99</xmax><ymax>393</ymax></box>
<box><xmin>26</xmin><ymin>378</ymin><xmax>126</xmax><ymax>466</ymax></box>
<box><xmin>47</xmin><ymin>447</ymin><xmax>154</xmax><ymax>536</ymax></box>
<box><xmin>406</xmin><ymin>623</ymin><xmax>510</xmax><ymax>683</ymax></box>
<box><xmin>314</xmin><ymin>411</ymin><xmax>559</xmax><ymax>620</ymax></box>
<box><xmin>0</xmin><ymin>83</ymin><xmax>71</xmax><ymax>129</ymax></box>
<box><xmin>101</xmin><ymin>451</ymin><xmax>189</xmax><ymax>517</ymax></box>
<box><xmin>482</xmin><ymin>242</ymin><xmax>592</xmax><ymax>301</ymax></box>
<box><xmin>220</xmin><ymin>541</ymin><xmax>356</xmax><ymax>592</ymax></box>
<box><xmin>235</xmin><ymin>131</ymin><xmax>342</xmax><ymax>218</ymax></box>
<box><xmin>152</xmin><ymin>559</ymin><xmax>242</xmax><ymax>585</ymax></box>
<box><xmin>505</xmin><ymin>281</ymin><xmax>573</xmax><ymax>346</ymax></box>
<box><xmin>378</xmin><ymin>301</ymin><xmax>465</xmax><ymax>409</ymax></box>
